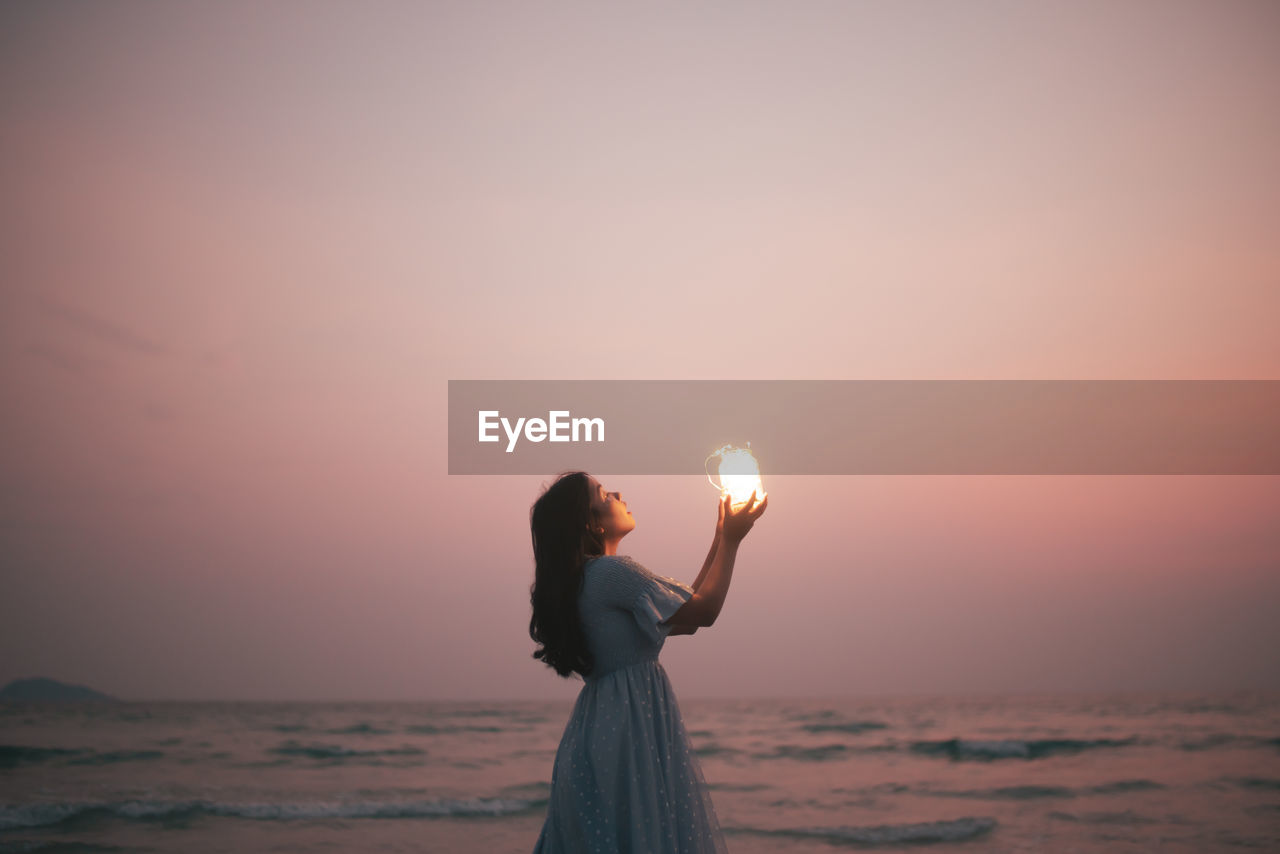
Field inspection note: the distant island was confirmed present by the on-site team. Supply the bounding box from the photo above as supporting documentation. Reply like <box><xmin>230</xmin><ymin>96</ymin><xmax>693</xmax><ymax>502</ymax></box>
<box><xmin>0</xmin><ymin>677</ymin><xmax>116</xmax><ymax>702</ymax></box>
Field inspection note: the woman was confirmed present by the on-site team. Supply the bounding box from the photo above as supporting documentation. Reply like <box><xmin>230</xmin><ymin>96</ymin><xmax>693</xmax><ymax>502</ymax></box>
<box><xmin>529</xmin><ymin>472</ymin><xmax>767</xmax><ymax>853</ymax></box>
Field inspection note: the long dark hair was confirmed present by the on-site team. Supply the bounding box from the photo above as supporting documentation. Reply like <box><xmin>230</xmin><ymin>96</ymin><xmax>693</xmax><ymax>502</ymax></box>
<box><xmin>529</xmin><ymin>471</ymin><xmax>603</xmax><ymax>677</ymax></box>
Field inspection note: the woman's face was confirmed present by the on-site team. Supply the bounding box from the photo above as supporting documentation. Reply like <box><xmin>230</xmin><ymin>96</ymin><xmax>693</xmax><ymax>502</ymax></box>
<box><xmin>587</xmin><ymin>476</ymin><xmax>635</xmax><ymax>541</ymax></box>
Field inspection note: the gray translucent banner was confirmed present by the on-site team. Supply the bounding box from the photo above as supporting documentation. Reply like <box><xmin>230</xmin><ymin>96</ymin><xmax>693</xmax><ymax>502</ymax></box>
<box><xmin>448</xmin><ymin>381</ymin><xmax>1280</xmax><ymax>475</ymax></box>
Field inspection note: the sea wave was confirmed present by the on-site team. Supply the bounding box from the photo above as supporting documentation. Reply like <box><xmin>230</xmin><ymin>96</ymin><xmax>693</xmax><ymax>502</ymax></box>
<box><xmin>267</xmin><ymin>740</ymin><xmax>425</xmax><ymax>761</ymax></box>
<box><xmin>704</xmin><ymin>782</ymin><xmax>771</xmax><ymax>793</ymax></box>
<box><xmin>731</xmin><ymin>816</ymin><xmax>997</xmax><ymax>845</ymax></box>
<box><xmin>1230</xmin><ymin>777</ymin><xmax>1280</xmax><ymax>791</ymax></box>
<box><xmin>405</xmin><ymin>724</ymin><xmax>503</xmax><ymax>735</ymax></box>
<box><xmin>1087</xmin><ymin>779</ymin><xmax>1166</xmax><ymax>794</ymax></box>
<box><xmin>919</xmin><ymin>778</ymin><xmax>1166</xmax><ymax>800</ymax></box>
<box><xmin>910</xmin><ymin>736</ymin><xmax>1138</xmax><ymax>760</ymax></box>
<box><xmin>0</xmin><ymin>746</ymin><xmax>87</xmax><ymax>768</ymax></box>
<box><xmin>325</xmin><ymin>723</ymin><xmax>394</xmax><ymax>736</ymax></box>
<box><xmin>1048</xmin><ymin>809</ymin><xmax>1159</xmax><ymax>826</ymax></box>
<box><xmin>1178</xmin><ymin>733</ymin><xmax>1280</xmax><ymax>752</ymax></box>
<box><xmin>0</xmin><ymin>797</ymin><xmax>543</xmax><ymax>830</ymax></box>
<box><xmin>752</xmin><ymin>744</ymin><xmax>851</xmax><ymax>762</ymax></box>
<box><xmin>801</xmin><ymin>721</ymin><xmax>889</xmax><ymax>735</ymax></box>
<box><xmin>693</xmin><ymin>743</ymin><xmax>742</xmax><ymax>758</ymax></box>
<box><xmin>0</xmin><ymin>746</ymin><xmax>164</xmax><ymax>768</ymax></box>
<box><xmin>927</xmin><ymin>784</ymin><xmax>1075</xmax><ymax>800</ymax></box>
<box><xmin>0</xmin><ymin>842</ymin><xmax>126</xmax><ymax>853</ymax></box>
<box><xmin>66</xmin><ymin>750</ymin><xmax>165</xmax><ymax>766</ymax></box>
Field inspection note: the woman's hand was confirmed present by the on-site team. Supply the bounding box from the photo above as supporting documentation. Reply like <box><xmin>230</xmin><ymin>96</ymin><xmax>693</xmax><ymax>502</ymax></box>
<box><xmin>720</xmin><ymin>492</ymin><xmax>768</xmax><ymax>544</ymax></box>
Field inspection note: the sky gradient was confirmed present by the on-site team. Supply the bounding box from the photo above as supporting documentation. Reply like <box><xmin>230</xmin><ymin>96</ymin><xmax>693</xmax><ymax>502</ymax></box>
<box><xmin>2</xmin><ymin>0</ymin><xmax>1278</xmax><ymax>700</ymax></box>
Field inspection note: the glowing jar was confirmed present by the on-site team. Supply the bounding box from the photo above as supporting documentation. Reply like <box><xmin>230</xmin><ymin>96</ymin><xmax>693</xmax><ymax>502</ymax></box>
<box><xmin>706</xmin><ymin>444</ymin><xmax>766</xmax><ymax>509</ymax></box>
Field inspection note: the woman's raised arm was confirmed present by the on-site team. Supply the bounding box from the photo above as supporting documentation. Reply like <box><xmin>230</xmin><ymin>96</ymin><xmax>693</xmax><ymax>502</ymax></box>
<box><xmin>690</xmin><ymin>497</ymin><xmax>726</xmax><ymax>593</ymax></box>
<box><xmin>665</xmin><ymin>493</ymin><xmax>767</xmax><ymax>630</ymax></box>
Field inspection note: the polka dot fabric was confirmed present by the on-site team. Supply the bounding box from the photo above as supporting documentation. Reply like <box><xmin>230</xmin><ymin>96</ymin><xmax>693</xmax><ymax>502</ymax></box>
<box><xmin>533</xmin><ymin>556</ymin><xmax>727</xmax><ymax>853</ymax></box>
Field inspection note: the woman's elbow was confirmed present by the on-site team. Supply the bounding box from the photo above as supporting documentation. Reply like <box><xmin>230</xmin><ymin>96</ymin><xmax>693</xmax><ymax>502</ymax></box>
<box><xmin>691</xmin><ymin>595</ymin><xmax>721</xmax><ymax>628</ymax></box>
<box><xmin>669</xmin><ymin>595</ymin><xmax>719</xmax><ymax>630</ymax></box>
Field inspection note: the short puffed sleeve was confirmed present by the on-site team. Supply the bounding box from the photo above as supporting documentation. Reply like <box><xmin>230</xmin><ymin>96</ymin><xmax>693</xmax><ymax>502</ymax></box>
<box><xmin>608</xmin><ymin>555</ymin><xmax>694</xmax><ymax>645</ymax></box>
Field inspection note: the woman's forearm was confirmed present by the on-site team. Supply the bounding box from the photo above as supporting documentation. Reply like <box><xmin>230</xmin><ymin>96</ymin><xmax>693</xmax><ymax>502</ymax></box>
<box><xmin>691</xmin><ymin>538</ymin><xmax>739</xmax><ymax>626</ymax></box>
<box><xmin>673</xmin><ymin>495</ymin><xmax>765</xmax><ymax>629</ymax></box>
<box><xmin>691</xmin><ymin>533</ymin><xmax>720</xmax><ymax>593</ymax></box>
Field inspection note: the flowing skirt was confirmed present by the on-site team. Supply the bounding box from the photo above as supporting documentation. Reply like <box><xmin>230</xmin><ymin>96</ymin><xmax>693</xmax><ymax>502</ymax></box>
<box><xmin>533</xmin><ymin>659</ymin><xmax>727</xmax><ymax>854</ymax></box>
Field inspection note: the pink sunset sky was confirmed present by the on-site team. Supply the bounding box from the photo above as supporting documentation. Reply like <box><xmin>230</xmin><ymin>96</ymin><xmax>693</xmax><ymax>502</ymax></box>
<box><xmin>1</xmin><ymin>1</ymin><xmax>1277</xmax><ymax>701</ymax></box>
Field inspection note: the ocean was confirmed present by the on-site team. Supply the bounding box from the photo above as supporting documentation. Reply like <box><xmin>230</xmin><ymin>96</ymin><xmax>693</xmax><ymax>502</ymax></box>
<box><xmin>2</xmin><ymin>692</ymin><xmax>1277</xmax><ymax>852</ymax></box>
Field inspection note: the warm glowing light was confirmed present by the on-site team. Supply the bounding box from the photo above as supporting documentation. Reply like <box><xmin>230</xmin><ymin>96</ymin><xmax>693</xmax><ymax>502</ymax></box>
<box><xmin>706</xmin><ymin>444</ymin><xmax>766</xmax><ymax>509</ymax></box>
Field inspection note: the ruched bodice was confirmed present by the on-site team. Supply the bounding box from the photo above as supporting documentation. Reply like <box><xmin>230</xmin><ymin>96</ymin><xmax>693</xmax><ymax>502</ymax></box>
<box><xmin>578</xmin><ymin>555</ymin><xmax>693</xmax><ymax>677</ymax></box>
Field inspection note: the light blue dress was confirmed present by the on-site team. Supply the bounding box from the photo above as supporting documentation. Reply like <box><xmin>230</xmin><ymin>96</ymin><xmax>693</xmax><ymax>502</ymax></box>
<box><xmin>533</xmin><ymin>555</ymin><xmax>728</xmax><ymax>853</ymax></box>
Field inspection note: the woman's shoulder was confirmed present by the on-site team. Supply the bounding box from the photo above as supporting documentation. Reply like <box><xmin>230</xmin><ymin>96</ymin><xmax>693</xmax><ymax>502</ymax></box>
<box><xmin>585</xmin><ymin>553</ymin><xmax>645</xmax><ymax>572</ymax></box>
<box><xmin>583</xmin><ymin>554</ymin><xmax>656</xmax><ymax>587</ymax></box>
